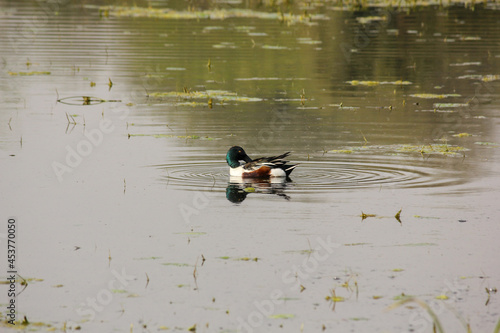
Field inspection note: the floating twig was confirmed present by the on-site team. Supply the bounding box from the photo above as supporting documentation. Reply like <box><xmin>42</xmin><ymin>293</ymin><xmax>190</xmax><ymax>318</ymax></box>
<box><xmin>58</xmin><ymin>96</ymin><xmax>121</xmax><ymax>106</ymax></box>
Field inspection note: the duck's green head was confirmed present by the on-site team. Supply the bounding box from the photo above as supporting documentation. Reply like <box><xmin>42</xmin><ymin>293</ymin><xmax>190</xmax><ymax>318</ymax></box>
<box><xmin>226</xmin><ymin>146</ymin><xmax>252</xmax><ymax>168</ymax></box>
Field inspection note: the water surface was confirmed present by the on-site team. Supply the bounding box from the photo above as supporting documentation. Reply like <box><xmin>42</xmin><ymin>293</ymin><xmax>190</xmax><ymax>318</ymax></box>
<box><xmin>1</xmin><ymin>0</ymin><xmax>500</xmax><ymax>332</ymax></box>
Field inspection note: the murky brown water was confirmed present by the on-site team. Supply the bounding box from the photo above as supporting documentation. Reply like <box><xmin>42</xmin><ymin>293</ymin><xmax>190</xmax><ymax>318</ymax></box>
<box><xmin>1</xmin><ymin>0</ymin><xmax>500</xmax><ymax>332</ymax></box>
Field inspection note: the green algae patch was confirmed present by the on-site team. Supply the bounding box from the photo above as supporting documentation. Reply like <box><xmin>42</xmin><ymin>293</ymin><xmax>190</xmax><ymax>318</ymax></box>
<box><xmin>452</xmin><ymin>133</ymin><xmax>473</xmax><ymax>138</ymax></box>
<box><xmin>218</xmin><ymin>256</ymin><xmax>259</xmax><ymax>261</ymax></box>
<box><xmin>481</xmin><ymin>74</ymin><xmax>500</xmax><ymax>82</ymax></box>
<box><xmin>175</xmin><ymin>231</ymin><xmax>207</xmax><ymax>236</ymax></box>
<box><xmin>396</xmin><ymin>144</ymin><xmax>468</xmax><ymax>156</ymax></box>
<box><xmin>111</xmin><ymin>289</ymin><xmax>127</xmax><ymax>294</ymax></box>
<box><xmin>433</xmin><ymin>102</ymin><xmax>468</xmax><ymax>108</ymax></box>
<box><xmin>393</xmin><ymin>293</ymin><xmax>413</xmax><ymax>301</ymax></box>
<box><xmin>435</xmin><ymin>294</ymin><xmax>449</xmax><ymax>300</ymax></box>
<box><xmin>329</xmin><ymin>149</ymin><xmax>354</xmax><ymax>154</ymax></box>
<box><xmin>475</xmin><ymin>142</ymin><xmax>498</xmax><ymax>146</ymax></box>
<box><xmin>410</xmin><ymin>93</ymin><xmax>461</xmax><ymax>99</ymax></box>
<box><xmin>129</xmin><ymin>134</ymin><xmax>218</xmax><ymax>140</ymax></box>
<box><xmin>413</xmin><ymin>215</ymin><xmax>440</xmax><ymax>220</ymax></box>
<box><xmin>347</xmin><ymin>80</ymin><xmax>412</xmax><ymax>86</ymax></box>
<box><xmin>356</xmin><ymin>15</ymin><xmax>387</xmax><ymax>24</ymax></box>
<box><xmin>8</xmin><ymin>71</ymin><xmax>51</xmax><ymax>76</ymax></box>
<box><xmin>162</xmin><ymin>262</ymin><xmax>191</xmax><ymax>267</ymax></box>
<box><xmin>150</xmin><ymin>89</ymin><xmax>262</xmax><ymax>102</ymax></box>
<box><xmin>134</xmin><ymin>256</ymin><xmax>162</xmax><ymax>260</ymax></box>
<box><xmin>394</xmin><ymin>243</ymin><xmax>438</xmax><ymax>247</ymax></box>
<box><xmin>261</xmin><ymin>45</ymin><xmax>290</xmax><ymax>50</ymax></box>
<box><xmin>269</xmin><ymin>314</ymin><xmax>295</xmax><ymax>319</ymax></box>
<box><xmin>99</xmin><ymin>6</ymin><xmax>328</xmax><ymax>25</ymax></box>
<box><xmin>0</xmin><ymin>317</ymin><xmax>55</xmax><ymax>330</ymax></box>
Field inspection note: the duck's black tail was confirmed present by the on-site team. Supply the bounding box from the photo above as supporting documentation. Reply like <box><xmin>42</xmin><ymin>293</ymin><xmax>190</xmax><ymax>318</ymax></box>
<box><xmin>283</xmin><ymin>164</ymin><xmax>298</xmax><ymax>177</ymax></box>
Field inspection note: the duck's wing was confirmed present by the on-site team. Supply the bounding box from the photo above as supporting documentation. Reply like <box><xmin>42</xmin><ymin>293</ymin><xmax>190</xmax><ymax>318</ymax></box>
<box><xmin>243</xmin><ymin>152</ymin><xmax>292</xmax><ymax>170</ymax></box>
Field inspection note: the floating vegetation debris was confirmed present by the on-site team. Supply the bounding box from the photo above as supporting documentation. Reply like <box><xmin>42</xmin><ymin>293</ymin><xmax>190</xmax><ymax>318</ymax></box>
<box><xmin>8</xmin><ymin>71</ymin><xmax>51</xmax><ymax>76</ymax></box>
<box><xmin>360</xmin><ymin>212</ymin><xmax>376</xmax><ymax>221</ymax></box>
<box><xmin>475</xmin><ymin>142</ymin><xmax>498</xmax><ymax>146</ymax></box>
<box><xmin>128</xmin><ymin>133</ymin><xmax>219</xmax><ymax>140</ymax></box>
<box><xmin>218</xmin><ymin>256</ymin><xmax>259</xmax><ymax>261</ymax></box>
<box><xmin>235</xmin><ymin>77</ymin><xmax>309</xmax><ymax>81</ymax></box>
<box><xmin>261</xmin><ymin>45</ymin><xmax>290</xmax><ymax>50</ymax></box>
<box><xmin>452</xmin><ymin>133</ymin><xmax>473</xmax><ymax>138</ymax></box>
<box><xmin>98</xmin><ymin>6</ymin><xmax>328</xmax><ymax>25</ymax></box>
<box><xmin>458</xmin><ymin>74</ymin><xmax>500</xmax><ymax>82</ymax></box>
<box><xmin>325</xmin><ymin>289</ymin><xmax>345</xmax><ymax>302</ymax></box>
<box><xmin>394</xmin><ymin>243</ymin><xmax>438</xmax><ymax>247</ymax></box>
<box><xmin>356</xmin><ymin>15</ymin><xmax>387</xmax><ymax>24</ymax></box>
<box><xmin>413</xmin><ymin>215</ymin><xmax>440</xmax><ymax>219</ymax></box>
<box><xmin>0</xmin><ymin>316</ymin><xmax>54</xmax><ymax>330</ymax></box>
<box><xmin>388</xmin><ymin>297</ymin><xmax>444</xmax><ymax>333</ymax></box>
<box><xmin>449</xmin><ymin>62</ymin><xmax>481</xmax><ymax>67</ymax></box>
<box><xmin>396</xmin><ymin>144</ymin><xmax>468</xmax><ymax>156</ymax></box>
<box><xmin>433</xmin><ymin>102</ymin><xmax>468</xmax><ymax>108</ymax></box>
<box><xmin>435</xmin><ymin>294</ymin><xmax>449</xmax><ymax>300</ymax></box>
<box><xmin>175</xmin><ymin>231</ymin><xmax>207</xmax><ymax>236</ymax></box>
<box><xmin>296</xmin><ymin>37</ymin><xmax>322</xmax><ymax>45</ymax></box>
<box><xmin>150</xmin><ymin>89</ymin><xmax>262</xmax><ymax>103</ymax></box>
<box><xmin>410</xmin><ymin>93</ymin><xmax>461</xmax><ymax>99</ymax></box>
<box><xmin>213</xmin><ymin>42</ymin><xmax>237</xmax><ymax>49</ymax></box>
<box><xmin>347</xmin><ymin>80</ymin><xmax>412</xmax><ymax>86</ymax></box>
<box><xmin>162</xmin><ymin>262</ymin><xmax>190</xmax><ymax>267</ymax></box>
<box><xmin>395</xmin><ymin>209</ymin><xmax>402</xmax><ymax>224</ymax></box>
<box><xmin>58</xmin><ymin>96</ymin><xmax>121</xmax><ymax>106</ymax></box>
<box><xmin>268</xmin><ymin>314</ymin><xmax>295</xmax><ymax>319</ymax></box>
<box><xmin>481</xmin><ymin>74</ymin><xmax>500</xmax><ymax>82</ymax></box>
<box><xmin>329</xmin><ymin>149</ymin><xmax>354</xmax><ymax>154</ymax></box>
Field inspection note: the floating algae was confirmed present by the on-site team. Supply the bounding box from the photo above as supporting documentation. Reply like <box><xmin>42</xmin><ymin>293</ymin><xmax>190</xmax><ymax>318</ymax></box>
<box><xmin>150</xmin><ymin>89</ymin><xmax>262</xmax><ymax>102</ymax></box>
<box><xmin>347</xmin><ymin>80</ymin><xmax>412</xmax><ymax>86</ymax></box>
<box><xmin>410</xmin><ymin>93</ymin><xmax>461</xmax><ymax>99</ymax></box>
<box><xmin>98</xmin><ymin>6</ymin><xmax>328</xmax><ymax>25</ymax></box>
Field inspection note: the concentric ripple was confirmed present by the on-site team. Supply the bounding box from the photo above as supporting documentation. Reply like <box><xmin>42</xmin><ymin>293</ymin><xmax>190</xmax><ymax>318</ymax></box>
<box><xmin>157</xmin><ymin>159</ymin><xmax>466</xmax><ymax>193</ymax></box>
<box><xmin>292</xmin><ymin>161</ymin><xmax>464</xmax><ymax>192</ymax></box>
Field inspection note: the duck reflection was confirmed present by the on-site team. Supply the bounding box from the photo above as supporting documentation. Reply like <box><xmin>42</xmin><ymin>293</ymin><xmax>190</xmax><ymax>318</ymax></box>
<box><xmin>226</xmin><ymin>176</ymin><xmax>292</xmax><ymax>203</ymax></box>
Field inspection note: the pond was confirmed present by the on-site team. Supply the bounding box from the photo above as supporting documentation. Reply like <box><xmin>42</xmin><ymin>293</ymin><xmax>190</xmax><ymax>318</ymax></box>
<box><xmin>1</xmin><ymin>0</ymin><xmax>500</xmax><ymax>331</ymax></box>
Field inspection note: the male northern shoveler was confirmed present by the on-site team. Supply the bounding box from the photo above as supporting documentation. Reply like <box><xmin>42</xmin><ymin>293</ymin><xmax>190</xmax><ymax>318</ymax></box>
<box><xmin>226</xmin><ymin>146</ymin><xmax>297</xmax><ymax>178</ymax></box>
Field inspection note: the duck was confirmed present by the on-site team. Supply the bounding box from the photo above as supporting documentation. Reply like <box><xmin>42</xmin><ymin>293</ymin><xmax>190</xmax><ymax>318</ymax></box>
<box><xmin>226</xmin><ymin>146</ymin><xmax>297</xmax><ymax>178</ymax></box>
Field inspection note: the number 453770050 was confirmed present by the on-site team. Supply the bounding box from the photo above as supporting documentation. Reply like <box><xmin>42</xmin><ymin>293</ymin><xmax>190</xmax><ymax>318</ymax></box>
<box><xmin>7</xmin><ymin>219</ymin><xmax>16</xmax><ymax>269</ymax></box>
